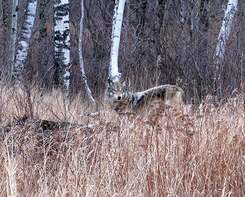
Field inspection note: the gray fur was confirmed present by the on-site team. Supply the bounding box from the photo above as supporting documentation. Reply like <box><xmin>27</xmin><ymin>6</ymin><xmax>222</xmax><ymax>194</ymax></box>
<box><xmin>107</xmin><ymin>79</ymin><xmax>184</xmax><ymax>113</ymax></box>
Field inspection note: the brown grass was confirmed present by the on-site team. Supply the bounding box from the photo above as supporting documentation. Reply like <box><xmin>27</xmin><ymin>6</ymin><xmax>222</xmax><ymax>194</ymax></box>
<box><xmin>0</xmin><ymin>85</ymin><xmax>245</xmax><ymax>196</ymax></box>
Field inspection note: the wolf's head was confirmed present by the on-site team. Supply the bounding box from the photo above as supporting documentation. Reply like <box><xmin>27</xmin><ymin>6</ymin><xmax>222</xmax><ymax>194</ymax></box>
<box><xmin>107</xmin><ymin>79</ymin><xmax>126</xmax><ymax>101</ymax></box>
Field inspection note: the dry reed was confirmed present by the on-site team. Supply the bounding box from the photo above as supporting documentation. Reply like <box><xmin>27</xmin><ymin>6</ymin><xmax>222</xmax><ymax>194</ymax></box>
<box><xmin>0</xmin><ymin>85</ymin><xmax>244</xmax><ymax>196</ymax></box>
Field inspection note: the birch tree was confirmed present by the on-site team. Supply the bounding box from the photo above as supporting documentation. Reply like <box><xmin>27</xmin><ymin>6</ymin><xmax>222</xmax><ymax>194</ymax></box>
<box><xmin>8</xmin><ymin>0</ymin><xmax>18</xmax><ymax>77</ymax></box>
<box><xmin>214</xmin><ymin>0</ymin><xmax>238</xmax><ymax>98</ymax></box>
<box><xmin>53</xmin><ymin>0</ymin><xmax>70</xmax><ymax>93</ymax></box>
<box><xmin>109</xmin><ymin>0</ymin><xmax>126</xmax><ymax>82</ymax></box>
<box><xmin>13</xmin><ymin>0</ymin><xmax>37</xmax><ymax>83</ymax></box>
<box><xmin>79</xmin><ymin>0</ymin><xmax>97</xmax><ymax>114</ymax></box>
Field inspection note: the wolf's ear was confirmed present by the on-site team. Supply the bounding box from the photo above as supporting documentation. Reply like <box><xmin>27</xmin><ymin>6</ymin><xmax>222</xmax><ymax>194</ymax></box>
<box><xmin>120</xmin><ymin>79</ymin><xmax>125</xmax><ymax>85</ymax></box>
<box><xmin>108</xmin><ymin>78</ymin><xmax>114</xmax><ymax>86</ymax></box>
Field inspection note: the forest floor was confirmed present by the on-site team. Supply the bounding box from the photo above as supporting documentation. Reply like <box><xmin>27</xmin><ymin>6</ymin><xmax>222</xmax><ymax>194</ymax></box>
<box><xmin>0</xmin><ymin>85</ymin><xmax>245</xmax><ymax>196</ymax></box>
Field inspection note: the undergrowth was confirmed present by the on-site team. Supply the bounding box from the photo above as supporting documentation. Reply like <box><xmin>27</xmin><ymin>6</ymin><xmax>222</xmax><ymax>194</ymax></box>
<box><xmin>0</xmin><ymin>85</ymin><xmax>245</xmax><ymax>196</ymax></box>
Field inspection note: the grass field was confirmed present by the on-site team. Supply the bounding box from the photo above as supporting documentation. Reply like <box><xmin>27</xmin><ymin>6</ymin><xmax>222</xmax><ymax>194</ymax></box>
<box><xmin>0</xmin><ymin>85</ymin><xmax>245</xmax><ymax>196</ymax></box>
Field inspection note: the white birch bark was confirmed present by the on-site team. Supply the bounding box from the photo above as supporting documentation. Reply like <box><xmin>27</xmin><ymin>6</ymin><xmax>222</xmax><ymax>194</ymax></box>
<box><xmin>109</xmin><ymin>0</ymin><xmax>126</xmax><ymax>82</ymax></box>
<box><xmin>215</xmin><ymin>0</ymin><xmax>238</xmax><ymax>62</ymax></box>
<box><xmin>214</xmin><ymin>0</ymin><xmax>238</xmax><ymax>97</ymax></box>
<box><xmin>54</xmin><ymin>0</ymin><xmax>70</xmax><ymax>92</ymax></box>
<box><xmin>13</xmin><ymin>0</ymin><xmax>37</xmax><ymax>82</ymax></box>
<box><xmin>9</xmin><ymin>0</ymin><xmax>18</xmax><ymax>75</ymax></box>
<box><xmin>79</xmin><ymin>0</ymin><xmax>98</xmax><ymax>114</ymax></box>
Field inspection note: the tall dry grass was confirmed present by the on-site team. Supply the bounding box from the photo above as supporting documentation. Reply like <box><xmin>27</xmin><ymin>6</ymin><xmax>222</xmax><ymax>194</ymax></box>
<box><xmin>0</xmin><ymin>85</ymin><xmax>244</xmax><ymax>196</ymax></box>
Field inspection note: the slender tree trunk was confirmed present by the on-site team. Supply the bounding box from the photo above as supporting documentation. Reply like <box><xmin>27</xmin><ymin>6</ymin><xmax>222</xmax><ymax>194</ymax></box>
<box><xmin>13</xmin><ymin>0</ymin><xmax>37</xmax><ymax>83</ymax></box>
<box><xmin>198</xmin><ymin>0</ymin><xmax>209</xmax><ymax>100</ymax></box>
<box><xmin>109</xmin><ymin>0</ymin><xmax>126</xmax><ymax>82</ymax></box>
<box><xmin>9</xmin><ymin>0</ymin><xmax>18</xmax><ymax>78</ymax></box>
<box><xmin>214</xmin><ymin>0</ymin><xmax>238</xmax><ymax>99</ymax></box>
<box><xmin>0</xmin><ymin>1</ymin><xmax>6</xmax><ymax>73</ymax></box>
<box><xmin>125</xmin><ymin>0</ymin><xmax>130</xmax><ymax>44</ymax></box>
<box><xmin>53</xmin><ymin>0</ymin><xmax>70</xmax><ymax>93</ymax></box>
<box><xmin>179</xmin><ymin>0</ymin><xmax>187</xmax><ymax>72</ymax></box>
<box><xmin>79</xmin><ymin>0</ymin><xmax>98</xmax><ymax>114</ymax></box>
<box><xmin>134</xmin><ymin>0</ymin><xmax>147</xmax><ymax>70</ymax></box>
<box><xmin>135</xmin><ymin>0</ymin><xmax>147</xmax><ymax>45</ymax></box>
<box><xmin>38</xmin><ymin>0</ymin><xmax>50</xmax><ymax>87</ymax></box>
<box><xmin>1</xmin><ymin>0</ymin><xmax>18</xmax><ymax>80</ymax></box>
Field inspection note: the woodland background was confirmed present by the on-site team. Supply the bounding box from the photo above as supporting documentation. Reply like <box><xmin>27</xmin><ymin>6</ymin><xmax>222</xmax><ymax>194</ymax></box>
<box><xmin>0</xmin><ymin>0</ymin><xmax>244</xmax><ymax>104</ymax></box>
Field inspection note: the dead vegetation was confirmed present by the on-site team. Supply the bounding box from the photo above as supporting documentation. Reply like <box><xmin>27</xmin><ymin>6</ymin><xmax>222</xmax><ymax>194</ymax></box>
<box><xmin>0</xmin><ymin>85</ymin><xmax>245</xmax><ymax>196</ymax></box>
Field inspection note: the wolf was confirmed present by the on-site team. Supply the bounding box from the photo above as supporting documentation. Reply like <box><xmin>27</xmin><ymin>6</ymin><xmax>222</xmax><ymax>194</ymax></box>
<box><xmin>107</xmin><ymin>79</ymin><xmax>184</xmax><ymax>114</ymax></box>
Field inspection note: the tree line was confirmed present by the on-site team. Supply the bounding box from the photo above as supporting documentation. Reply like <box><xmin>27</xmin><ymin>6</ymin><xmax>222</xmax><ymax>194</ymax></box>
<box><xmin>0</xmin><ymin>0</ymin><xmax>244</xmax><ymax>104</ymax></box>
